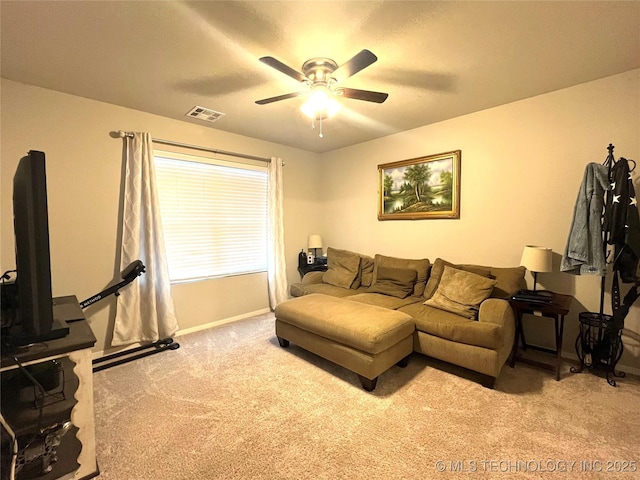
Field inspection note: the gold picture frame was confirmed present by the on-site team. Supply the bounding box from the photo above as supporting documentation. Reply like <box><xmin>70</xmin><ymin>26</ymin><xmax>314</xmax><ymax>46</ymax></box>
<box><xmin>378</xmin><ymin>150</ymin><xmax>461</xmax><ymax>220</ymax></box>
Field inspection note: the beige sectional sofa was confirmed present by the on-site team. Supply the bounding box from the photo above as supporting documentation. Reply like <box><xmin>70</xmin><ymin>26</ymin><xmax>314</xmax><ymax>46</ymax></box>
<box><xmin>285</xmin><ymin>248</ymin><xmax>526</xmax><ymax>388</ymax></box>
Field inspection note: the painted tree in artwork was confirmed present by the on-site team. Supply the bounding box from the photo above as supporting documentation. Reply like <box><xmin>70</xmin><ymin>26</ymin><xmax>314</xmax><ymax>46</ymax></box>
<box><xmin>403</xmin><ymin>163</ymin><xmax>432</xmax><ymax>203</ymax></box>
<box><xmin>383</xmin><ymin>174</ymin><xmax>394</xmax><ymax>197</ymax></box>
<box><xmin>440</xmin><ymin>170</ymin><xmax>453</xmax><ymax>204</ymax></box>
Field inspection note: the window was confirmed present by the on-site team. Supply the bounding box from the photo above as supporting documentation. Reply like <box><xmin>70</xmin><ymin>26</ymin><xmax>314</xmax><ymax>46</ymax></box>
<box><xmin>154</xmin><ymin>151</ymin><xmax>268</xmax><ymax>283</ymax></box>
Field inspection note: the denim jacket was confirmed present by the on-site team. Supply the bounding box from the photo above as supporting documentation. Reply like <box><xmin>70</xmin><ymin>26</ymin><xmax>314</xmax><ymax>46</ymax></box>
<box><xmin>561</xmin><ymin>163</ymin><xmax>610</xmax><ymax>276</ymax></box>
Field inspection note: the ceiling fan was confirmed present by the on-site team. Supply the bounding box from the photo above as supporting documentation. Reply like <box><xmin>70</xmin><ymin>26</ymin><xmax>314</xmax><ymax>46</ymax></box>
<box><xmin>255</xmin><ymin>49</ymin><xmax>389</xmax><ymax>121</ymax></box>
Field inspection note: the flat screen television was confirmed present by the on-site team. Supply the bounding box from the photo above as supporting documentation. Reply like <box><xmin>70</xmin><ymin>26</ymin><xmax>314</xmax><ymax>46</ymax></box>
<box><xmin>4</xmin><ymin>150</ymin><xmax>68</xmax><ymax>347</ymax></box>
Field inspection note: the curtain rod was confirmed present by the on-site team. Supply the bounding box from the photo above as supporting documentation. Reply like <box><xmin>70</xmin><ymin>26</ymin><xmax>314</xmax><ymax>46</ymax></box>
<box><xmin>116</xmin><ymin>131</ymin><xmax>272</xmax><ymax>163</ymax></box>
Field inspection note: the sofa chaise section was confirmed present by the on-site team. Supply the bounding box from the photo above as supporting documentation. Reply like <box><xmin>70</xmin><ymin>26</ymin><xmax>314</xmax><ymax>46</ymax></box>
<box><xmin>399</xmin><ymin>298</ymin><xmax>516</xmax><ymax>387</ymax></box>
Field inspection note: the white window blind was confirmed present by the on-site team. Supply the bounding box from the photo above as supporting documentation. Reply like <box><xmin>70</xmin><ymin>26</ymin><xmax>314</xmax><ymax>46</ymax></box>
<box><xmin>154</xmin><ymin>152</ymin><xmax>268</xmax><ymax>283</ymax></box>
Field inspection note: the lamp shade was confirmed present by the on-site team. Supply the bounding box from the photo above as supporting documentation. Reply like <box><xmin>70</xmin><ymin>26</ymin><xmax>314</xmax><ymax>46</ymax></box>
<box><xmin>520</xmin><ymin>245</ymin><xmax>552</xmax><ymax>273</ymax></box>
<box><xmin>308</xmin><ymin>234</ymin><xmax>323</xmax><ymax>250</ymax></box>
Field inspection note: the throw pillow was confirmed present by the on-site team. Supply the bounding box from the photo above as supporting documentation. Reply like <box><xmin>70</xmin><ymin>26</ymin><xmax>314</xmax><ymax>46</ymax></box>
<box><xmin>359</xmin><ymin>254</ymin><xmax>375</xmax><ymax>287</ymax></box>
<box><xmin>422</xmin><ymin>258</ymin><xmax>492</xmax><ymax>300</ymax></box>
<box><xmin>424</xmin><ymin>265</ymin><xmax>497</xmax><ymax>319</ymax></box>
<box><xmin>351</xmin><ymin>252</ymin><xmax>375</xmax><ymax>289</ymax></box>
<box><xmin>367</xmin><ymin>266</ymin><xmax>417</xmax><ymax>298</ymax></box>
<box><xmin>487</xmin><ymin>266</ymin><xmax>526</xmax><ymax>299</ymax></box>
<box><xmin>373</xmin><ymin>254</ymin><xmax>430</xmax><ymax>297</ymax></box>
<box><xmin>323</xmin><ymin>247</ymin><xmax>361</xmax><ymax>289</ymax></box>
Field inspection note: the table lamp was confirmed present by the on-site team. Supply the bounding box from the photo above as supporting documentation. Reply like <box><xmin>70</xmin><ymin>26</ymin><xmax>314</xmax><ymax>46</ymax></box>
<box><xmin>520</xmin><ymin>245</ymin><xmax>552</xmax><ymax>293</ymax></box>
<box><xmin>308</xmin><ymin>234</ymin><xmax>323</xmax><ymax>263</ymax></box>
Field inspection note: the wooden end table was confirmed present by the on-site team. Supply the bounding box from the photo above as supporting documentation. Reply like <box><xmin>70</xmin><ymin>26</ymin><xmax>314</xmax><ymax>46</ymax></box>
<box><xmin>509</xmin><ymin>292</ymin><xmax>573</xmax><ymax>381</ymax></box>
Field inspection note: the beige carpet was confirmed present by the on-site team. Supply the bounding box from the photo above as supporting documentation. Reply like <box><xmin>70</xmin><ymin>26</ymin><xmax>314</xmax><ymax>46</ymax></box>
<box><xmin>93</xmin><ymin>312</ymin><xmax>640</xmax><ymax>479</ymax></box>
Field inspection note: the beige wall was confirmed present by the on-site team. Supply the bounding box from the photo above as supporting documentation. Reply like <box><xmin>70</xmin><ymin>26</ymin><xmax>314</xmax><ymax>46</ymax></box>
<box><xmin>1</xmin><ymin>79</ymin><xmax>322</xmax><ymax>352</ymax></box>
<box><xmin>3</xmin><ymin>70</ymin><xmax>640</xmax><ymax>372</ymax></box>
<box><xmin>318</xmin><ymin>69</ymin><xmax>640</xmax><ymax>372</ymax></box>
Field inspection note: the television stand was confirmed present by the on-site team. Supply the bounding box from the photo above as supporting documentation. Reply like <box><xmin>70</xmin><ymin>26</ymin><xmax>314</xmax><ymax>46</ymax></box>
<box><xmin>1</xmin><ymin>296</ymin><xmax>98</xmax><ymax>480</ymax></box>
<box><xmin>6</xmin><ymin>318</ymin><xmax>70</xmax><ymax>348</ymax></box>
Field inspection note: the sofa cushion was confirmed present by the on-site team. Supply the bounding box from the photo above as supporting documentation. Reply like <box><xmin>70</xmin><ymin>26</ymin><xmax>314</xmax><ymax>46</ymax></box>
<box><xmin>373</xmin><ymin>254</ymin><xmax>430</xmax><ymax>297</ymax></box>
<box><xmin>423</xmin><ymin>258</ymin><xmax>492</xmax><ymax>300</ymax></box>
<box><xmin>323</xmin><ymin>247</ymin><xmax>361</xmax><ymax>289</ymax></box>
<box><xmin>358</xmin><ymin>254</ymin><xmax>375</xmax><ymax>287</ymax></box>
<box><xmin>399</xmin><ymin>302</ymin><xmax>503</xmax><ymax>350</ymax></box>
<box><xmin>487</xmin><ymin>266</ymin><xmax>526</xmax><ymax>299</ymax></box>
<box><xmin>301</xmin><ymin>283</ymin><xmax>366</xmax><ymax>298</ymax></box>
<box><xmin>366</xmin><ymin>266</ymin><xmax>417</xmax><ymax>298</ymax></box>
<box><xmin>348</xmin><ymin>293</ymin><xmax>423</xmax><ymax>310</ymax></box>
<box><xmin>424</xmin><ymin>265</ymin><xmax>497</xmax><ymax>319</ymax></box>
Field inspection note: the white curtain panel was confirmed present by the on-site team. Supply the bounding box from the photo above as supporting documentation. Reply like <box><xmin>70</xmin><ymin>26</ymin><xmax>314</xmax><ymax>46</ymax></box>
<box><xmin>267</xmin><ymin>157</ymin><xmax>289</xmax><ymax>308</ymax></box>
<box><xmin>112</xmin><ymin>132</ymin><xmax>179</xmax><ymax>346</ymax></box>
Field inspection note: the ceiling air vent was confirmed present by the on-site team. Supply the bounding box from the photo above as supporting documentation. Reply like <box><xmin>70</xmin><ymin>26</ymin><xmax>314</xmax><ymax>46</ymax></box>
<box><xmin>185</xmin><ymin>106</ymin><xmax>225</xmax><ymax>123</ymax></box>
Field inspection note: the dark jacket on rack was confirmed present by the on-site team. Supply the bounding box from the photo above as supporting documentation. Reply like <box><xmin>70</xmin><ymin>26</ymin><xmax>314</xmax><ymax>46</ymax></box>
<box><xmin>604</xmin><ymin>157</ymin><xmax>640</xmax><ymax>283</ymax></box>
<box><xmin>561</xmin><ymin>163</ymin><xmax>610</xmax><ymax>276</ymax></box>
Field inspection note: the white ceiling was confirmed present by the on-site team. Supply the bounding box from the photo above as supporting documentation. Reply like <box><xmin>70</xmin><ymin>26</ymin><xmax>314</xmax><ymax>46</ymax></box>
<box><xmin>2</xmin><ymin>1</ymin><xmax>639</xmax><ymax>153</ymax></box>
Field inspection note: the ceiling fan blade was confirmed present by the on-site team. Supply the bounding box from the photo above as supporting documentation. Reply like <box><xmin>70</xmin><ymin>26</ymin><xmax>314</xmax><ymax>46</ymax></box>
<box><xmin>338</xmin><ymin>88</ymin><xmax>388</xmax><ymax>103</ymax></box>
<box><xmin>259</xmin><ymin>56</ymin><xmax>308</xmax><ymax>83</ymax></box>
<box><xmin>255</xmin><ymin>92</ymin><xmax>305</xmax><ymax>105</ymax></box>
<box><xmin>332</xmin><ymin>49</ymin><xmax>378</xmax><ymax>83</ymax></box>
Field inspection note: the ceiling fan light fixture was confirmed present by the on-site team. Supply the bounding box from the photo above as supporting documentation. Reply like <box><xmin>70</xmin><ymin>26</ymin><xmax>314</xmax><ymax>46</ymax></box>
<box><xmin>257</xmin><ymin>49</ymin><xmax>386</xmax><ymax>138</ymax></box>
<box><xmin>300</xmin><ymin>88</ymin><xmax>341</xmax><ymax>120</ymax></box>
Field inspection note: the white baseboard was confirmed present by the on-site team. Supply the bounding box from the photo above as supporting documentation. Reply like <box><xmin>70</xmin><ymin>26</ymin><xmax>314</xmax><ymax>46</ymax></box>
<box><xmin>92</xmin><ymin>308</ymin><xmax>272</xmax><ymax>360</ymax></box>
<box><xmin>174</xmin><ymin>308</ymin><xmax>271</xmax><ymax>337</ymax></box>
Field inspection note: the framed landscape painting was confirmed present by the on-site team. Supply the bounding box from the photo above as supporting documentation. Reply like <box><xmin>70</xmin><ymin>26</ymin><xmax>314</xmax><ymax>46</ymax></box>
<box><xmin>378</xmin><ymin>150</ymin><xmax>461</xmax><ymax>220</ymax></box>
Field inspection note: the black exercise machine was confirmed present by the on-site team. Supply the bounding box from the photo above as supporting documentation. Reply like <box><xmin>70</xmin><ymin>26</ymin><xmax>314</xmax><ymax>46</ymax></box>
<box><xmin>82</xmin><ymin>260</ymin><xmax>180</xmax><ymax>373</ymax></box>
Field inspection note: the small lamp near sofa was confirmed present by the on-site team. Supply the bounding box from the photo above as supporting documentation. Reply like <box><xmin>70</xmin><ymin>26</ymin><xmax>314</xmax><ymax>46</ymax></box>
<box><xmin>307</xmin><ymin>234</ymin><xmax>323</xmax><ymax>263</ymax></box>
<box><xmin>520</xmin><ymin>245</ymin><xmax>552</xmax><ymax>293</ymax></box>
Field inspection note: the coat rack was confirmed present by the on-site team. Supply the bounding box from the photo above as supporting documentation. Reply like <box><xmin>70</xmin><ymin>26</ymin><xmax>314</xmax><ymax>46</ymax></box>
<box><xmin>571</xmin><ymin>144</ymin><xmax>639</xmax><ymax>386</ymax></box>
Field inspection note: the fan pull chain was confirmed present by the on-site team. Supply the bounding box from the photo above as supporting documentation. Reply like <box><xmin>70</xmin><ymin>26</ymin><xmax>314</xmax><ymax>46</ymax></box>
<box><xmin>310</xmin><ymin>117</ymin><xmax>324</xmax><ymax>138</ymax></box>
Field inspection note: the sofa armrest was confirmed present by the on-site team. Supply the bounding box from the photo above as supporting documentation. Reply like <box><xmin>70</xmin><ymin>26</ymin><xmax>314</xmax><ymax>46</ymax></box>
<box><xmin>478</xmin><ymin>298</ymin><xmax>516</xmax><ymax>347</ymax></box>
<box><xmin>301</xmin><ymin>271</ymin><xmax>325</xmax><ymax>285</ymax></box>
<box><xmin>478</xmin><ymin>298</ymin><xmax>514</xmax><ymax>327</ymax></box>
